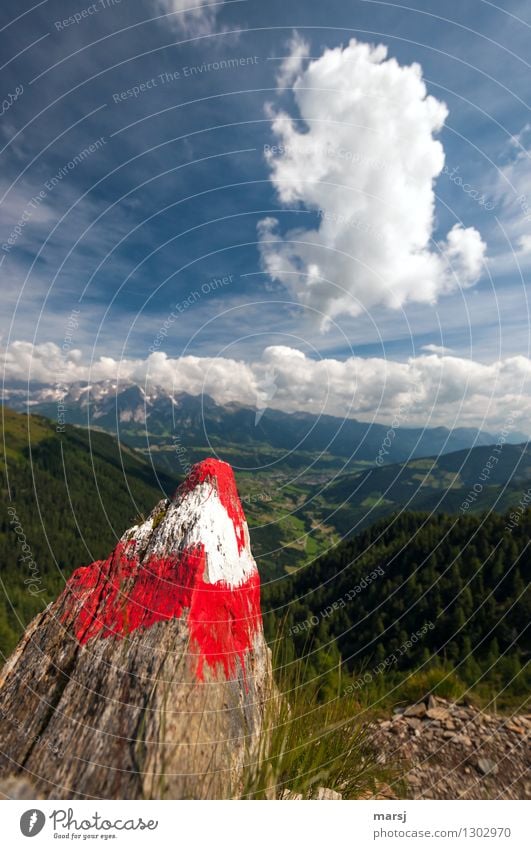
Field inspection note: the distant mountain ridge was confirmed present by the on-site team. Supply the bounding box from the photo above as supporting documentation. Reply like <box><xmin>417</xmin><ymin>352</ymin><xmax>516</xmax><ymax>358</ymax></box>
<box><xmin>319</xmin><ymin>441</ymin><xmax>531</xmax><ymax>535</ymax></box>
<box><xmin>248</xmin><ymin>440</ymin><xmax>531</xmax><ymax>575</ymax></box>
<box><xmin>2</xmin><ymin>401</ymin><xmax>529</xmax><ymax>582</ymax></box>
<box><xmin>3</xmin><ymin>380</ymin><xmax>524</xmax><ymax>472</ymax></box>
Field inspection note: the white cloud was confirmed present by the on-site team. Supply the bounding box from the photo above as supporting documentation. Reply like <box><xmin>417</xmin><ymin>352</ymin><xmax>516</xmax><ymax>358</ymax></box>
<box><xmin>509</xmin><ymin>123</ymin><xmax>531</xmax><ymax>151</ymax></box>
<box><xmin>276</xmin><ymin>31</ymin><xmax>310</xmax><ymax>90</ymax></box>
<box><xmin>258</xmin><ymin>39</ymin><xmax>487</xmax><ymax>324</ymax></box>
<box><xmin>154</xmin><ymin>0</ymin><xmax>223</xmax><ymax>35</ymax></box>
<box><xmin>494</xmin><ymin>130</ymin><xmax>531</xmax><ymax>259</ymax></box>
<box><xmin>421</xmin><ymin>344</ymin><xmax>453</xmax><ymax>355</ymax></box>
<box><xmin>3</xmin><ymin>340</ymin><xmax>530</xmax><ymax>434</ymax></box>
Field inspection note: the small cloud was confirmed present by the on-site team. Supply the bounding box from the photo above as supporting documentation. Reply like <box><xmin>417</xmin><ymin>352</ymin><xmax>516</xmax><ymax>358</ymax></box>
<box><xmin>153</xmin><ymin>0</ymin><xmax>223</xmax><ymax>35</ymax></box>
<box><xmin>276</xmin><ymin>31</ymin><xmax>310</xmax><ymax>90</ymax></box>
<box><xmin>421</xmin><ymin>344</ymin><xmax>453</xmax><ymax>355</ymax></box>
<box><xmin>508</xmin><ymin>122</ymin><xmax>531</xmax><ymax>152</ymax></box>
<box><xmin>493</xmin><ymin>126</ymin><xmax>531</xmax><ymax>260</ymax></box>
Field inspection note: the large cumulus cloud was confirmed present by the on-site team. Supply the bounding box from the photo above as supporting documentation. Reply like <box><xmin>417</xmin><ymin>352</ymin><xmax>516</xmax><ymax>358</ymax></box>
<box><xmin>258</xmin><ymin>39</ymin><xmax>487</xmax><ymax>323</ymax></box>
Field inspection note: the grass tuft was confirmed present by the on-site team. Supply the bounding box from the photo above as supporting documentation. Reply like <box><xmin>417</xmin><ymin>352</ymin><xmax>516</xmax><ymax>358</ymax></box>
<box><xmin>243</xmin><ymin>648</ymin><xmax>402</xmax><ymax>800</ymax></box>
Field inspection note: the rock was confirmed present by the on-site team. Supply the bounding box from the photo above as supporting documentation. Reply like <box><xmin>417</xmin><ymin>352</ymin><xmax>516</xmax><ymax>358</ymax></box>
<box><xmin>280</xmin><ymin>789</ymin><xmax>303</xmax><ymax>800</ymax></box>
<box><xmin>477</xmin><ymin>758</ymin><xmax>498</xmax><ymax>776</ymax></box>
<box><xmin>426</xmin><ymin>707</ymin><xmax>450</xmax><ymax>721</ymax></box>
<box><xmin>373</xmin><ymin>699</ymin><xmax>530</xmax><ymax>799</ymax></box>
<box><xmin>404</xmin><ymin>703</ymin><xmax>427</xmax><ymax>718</ymax></box>
<box><xmin>371</xmin><ymin>782</ymin><xmax>397</xmax><ymax>800</ymax></box>
<box><xmin>315</xmin><ymin>787</ymin><xmax>342</xmax><ymax>800</ymax></box>
<box><xmin>0</xmin><ymin>459</ymin><xmax>272</xmax><ymax>800</ymax></box>
<box><xmin>0</xmin><ymin>776</ymin><xmax>40</xmax><ymax>799</ymax></box>
<box><xmin>506</xmin><ymin>723</ymin><xmax>525</xmax><ymax>735</ymax></box>
<box><xmin>452</xmin><ymin>735</ymin><xmax>472</xmax><ymax>747</ymax></box>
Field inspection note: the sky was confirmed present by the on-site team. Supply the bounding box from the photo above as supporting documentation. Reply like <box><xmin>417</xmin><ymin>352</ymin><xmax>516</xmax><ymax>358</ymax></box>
<box><xmin>0</xmin><ymin>0</ymin><xmax>530</xmax><ymax>431</ymax></box>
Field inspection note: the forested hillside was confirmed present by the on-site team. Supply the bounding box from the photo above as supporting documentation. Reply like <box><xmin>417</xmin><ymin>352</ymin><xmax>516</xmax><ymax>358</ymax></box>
<box><xmin>263</xmin><ymin>510</ymin><xmax>530</xmax><ymax>704</ymax></box>
<box><xmin>0</xmin><ymin>407</ymin><xmax>179</xmax><ymax>656</ymax></box>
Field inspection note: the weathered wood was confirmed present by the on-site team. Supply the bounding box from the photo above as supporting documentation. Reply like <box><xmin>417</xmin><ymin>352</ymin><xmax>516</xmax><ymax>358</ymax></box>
<box><xmin>0</xmin><ymin>459</ymin><xmax>272</xmax><ymax>799</ymax></box>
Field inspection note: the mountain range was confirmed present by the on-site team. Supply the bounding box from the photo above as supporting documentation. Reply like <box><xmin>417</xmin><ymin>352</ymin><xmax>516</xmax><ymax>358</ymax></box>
<box><xmin>3</xmin><ymin>380</ymin><xmax>526</xmax><ymax>476</ymax></box>
<box><xmin>246</xmin><ymin>440</ymin><xmax>531</xmax><ymax>575</ymax></box>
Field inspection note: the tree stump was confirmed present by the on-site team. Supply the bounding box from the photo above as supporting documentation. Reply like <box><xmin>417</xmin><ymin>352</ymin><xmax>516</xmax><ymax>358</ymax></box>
<box><xmin>0</xmin><ymin>459</ymin><xmax>272</xmax><ymax>799</ymax></box>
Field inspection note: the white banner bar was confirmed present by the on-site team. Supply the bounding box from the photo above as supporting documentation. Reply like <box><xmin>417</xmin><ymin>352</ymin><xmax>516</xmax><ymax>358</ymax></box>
<box><xmin>3</xmin><ymin>799</ymin><xmax>529</xmax><ymax>848</ymax></box>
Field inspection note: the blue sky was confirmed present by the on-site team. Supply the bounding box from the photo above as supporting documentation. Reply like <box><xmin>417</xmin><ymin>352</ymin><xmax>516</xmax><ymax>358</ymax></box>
<box><xmin>0</xmin><ymin>0</ymin><xmax>530</xmax><ymax>430</ymax></box>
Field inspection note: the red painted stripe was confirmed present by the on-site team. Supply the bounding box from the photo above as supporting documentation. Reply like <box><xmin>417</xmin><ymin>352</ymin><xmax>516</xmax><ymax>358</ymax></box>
<box><xmin>61</xmin><ymin>541</ymin><xmax>261</xmax><ymax>681</ymax></box>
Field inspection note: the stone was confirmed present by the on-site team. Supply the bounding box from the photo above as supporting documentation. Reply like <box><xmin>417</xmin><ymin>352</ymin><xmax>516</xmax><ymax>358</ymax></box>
<box><xmin>0</xmin><ymin>459</ymin><xmax>273</xmax><ymax>800</ymax></box>
<box><xmin>477</xmin><ymin>758</ymin><xmax>498</xmax><ymax>776</ymax></box>
<box><xmin>426</xmin><ymin>707</ymin><xmax>449</xmax><ymax>721</ymax></box>
<box><xmin>404</xmin><ymin>702</ymin><xmax>427</xmax><ymax>718</ymax></box>
<box><xmin>377</xmin><ymin>702</ymin><xmax>530</xmax><ymax>800</ymax></box>
<box><xmin>315</xmin><ymin>787</ymin><xmax>342</xmax><ymax>800</ymax></box>
<box><xmin>452</xmin><ymin>735</ymin><xmax>472</xmax><ymax>747</ymax></box>
<box><xmin>506</xmin><ymin>723</ymin><xmax>524</xmax><ymax>735</ymax></box>
<box><xmin>454</xmin><ymin>710</ymin><xmax>469</xmax><ymax>721</ymax></box>
<box><xmin>372</xmin><ymin>782</ymin><xmax>397</xmax><ymax>800</ymax></box>
<box><xmin>0</xmin><ymin>777</ymin><xmax>40</xmax><ymax>799</ymax></box>
<box><xmin>280</xmin><ymin>789</ymin><xmax>303</xmax><ymax>800</ymax></box>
